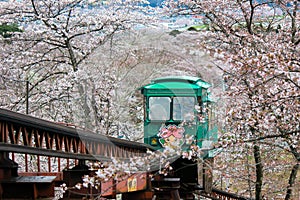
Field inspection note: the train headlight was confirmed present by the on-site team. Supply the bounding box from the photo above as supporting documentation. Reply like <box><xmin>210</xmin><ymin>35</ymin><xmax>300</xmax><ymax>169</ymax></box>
<box><xmin>151</xmin><ymin>138</ymin><xmax>158</xmax><ymax>145</ymax></box>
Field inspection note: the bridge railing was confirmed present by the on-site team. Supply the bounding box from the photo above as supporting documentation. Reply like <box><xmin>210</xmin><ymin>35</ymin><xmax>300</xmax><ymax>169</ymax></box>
<box><xmin>0</xmin><ymin>108</ymin><xmax>153</xmax><ymax>199</ymax></box>
<box><xmin>0</xmin><ymin>108</ymin><xmax>152</xmax><ymax>162</ymax></box>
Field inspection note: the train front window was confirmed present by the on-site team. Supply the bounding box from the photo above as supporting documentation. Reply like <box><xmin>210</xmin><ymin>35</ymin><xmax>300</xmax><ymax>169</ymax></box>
<box><xmin>149</xmin><ymin>97</ymin><xmax>171</xmax><ymax>120</ymax></box>
<box><xmin>173</xmin><ymin>97</ymin><xmax>195</xmax><ymax>121</ymax></box>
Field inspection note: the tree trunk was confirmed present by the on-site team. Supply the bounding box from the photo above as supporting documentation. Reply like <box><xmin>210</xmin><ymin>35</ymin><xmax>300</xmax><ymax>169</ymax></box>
<box><xmin>77</xmin><ymin>81</ymin><xmax>92</xmax><ymax>130</ymax></box>
<box><xmin>285</xmin><ymin>145</ymin><xmax>300</xmax><ymax>200</ymax></box>
<box><xmin>246</xmin><ymin>144</ymin><xmax>253</xmax><ymax>198</ymax></box>
<box><xmin>253</xmin><ymin>144</ymin><xmax>263</xmax><ymax>200</ymax></box>
<box><xmin>285</xmin><ymin>163</ymin><xmax>299</xmax><ymax>200</ymax></box>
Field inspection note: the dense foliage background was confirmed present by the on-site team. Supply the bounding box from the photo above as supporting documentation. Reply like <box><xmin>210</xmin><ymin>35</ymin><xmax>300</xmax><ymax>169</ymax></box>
<box><xmin>0</xmin><ymin>0</ymin><xmax>299</xmax><ymax>199</ymax></box>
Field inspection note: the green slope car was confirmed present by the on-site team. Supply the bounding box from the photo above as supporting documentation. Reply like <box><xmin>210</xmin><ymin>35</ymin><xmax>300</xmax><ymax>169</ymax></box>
<box><xmin>140</xmin><ymin>76</ymin><xmax>217</xmax><ymax>156</ymax></box>
<box><xmin>140</xmin><ymin>76</ymin><xmax>219</xmax><ymax>197</ymax></box>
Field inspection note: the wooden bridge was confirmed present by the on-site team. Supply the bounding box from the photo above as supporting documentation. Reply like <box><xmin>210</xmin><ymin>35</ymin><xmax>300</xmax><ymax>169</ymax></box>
<box><xmin>0</xmin><ymin>108</ymin><xmax>251</xmax><ymax>200</ymax></box>
<box><xmin>0</xmin><ymin>108</ymin><xmax>153</xmax><ymax>199</ymax></box>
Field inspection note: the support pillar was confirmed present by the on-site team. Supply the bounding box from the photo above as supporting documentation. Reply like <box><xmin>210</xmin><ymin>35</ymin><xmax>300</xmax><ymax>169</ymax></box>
<box><xmin>63</xmin><ymin>159</ymin><xmax>102</xmax><ymax>199</ymax></box>
<box><xmin>0</xmin><ymin>152</ymin><xmax>18</xmax><ymax>198</ymax></box>
<box><xmin>151</xmin><ymin>175</ymin><xmax>181</xmax><ymax>200</ymax></box>
<box><xmin>203</xmin><ymin>158</ymin><xmax>214</xmax><ymax>194</ymax></box>
<box><xmin>63</xmin><ymin>159</ymin><xmax>89</xmax><ymax>187</ymax></box>
<box><xmin>0</xmin><ymin>152</ymin><xmax>18</xmax><ymax>179</ymax></box>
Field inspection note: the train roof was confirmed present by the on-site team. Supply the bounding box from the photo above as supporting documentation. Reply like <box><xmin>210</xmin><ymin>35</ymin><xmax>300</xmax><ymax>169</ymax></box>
<box><xmin>152</xmin><ymin>76</ymin><xmax>210</xmax><ymax>87</ymax></box>
<box><xmin>140</xmin><ymin>76</ymin><xmax>211</xmax><ymax>95</ymax></box>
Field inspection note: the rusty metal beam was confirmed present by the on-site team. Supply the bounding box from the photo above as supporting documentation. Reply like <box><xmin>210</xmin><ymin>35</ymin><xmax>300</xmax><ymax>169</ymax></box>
<box><xmin>0</xmin><ymin>108</ymin><xmax>153</xmax><ymax>161</ymax></box>
<box><xmin>0</xmin><ymin>143</ymin><xmax>110</xmax><ymax>161</ymax></box>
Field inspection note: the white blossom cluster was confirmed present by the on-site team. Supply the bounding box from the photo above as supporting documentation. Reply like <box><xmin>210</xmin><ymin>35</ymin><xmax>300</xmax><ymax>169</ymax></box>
<box><xmin>65</xmin><ymin>134</ymin><xmax>205</xmax><ymax>196</ymax></box>
<box><xmin>163</xmin><ymin>0</ymin><xmax>299</xmax><ymax>198</ymax></box>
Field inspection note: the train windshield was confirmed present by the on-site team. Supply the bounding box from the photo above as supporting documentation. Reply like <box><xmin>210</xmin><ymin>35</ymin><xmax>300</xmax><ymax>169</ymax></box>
<box><xmin>148</xmin><ymin>96</ymin><xmax>195</xmax><ymax>121</ymax></box>
<box><xmin>149</xmin><ymin>97</ymin><xmax>171</xmax><ymax>120</ymax></box>
<box><xmin>173</xmin><ymin>97</ymin><xmax>195</xmax><ymax>121</ymax></box>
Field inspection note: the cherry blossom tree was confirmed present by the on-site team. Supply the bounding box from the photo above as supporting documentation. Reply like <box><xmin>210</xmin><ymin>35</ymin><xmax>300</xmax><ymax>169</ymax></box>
<box><xmin>0</xmin><ymin>0</ymin><xmax>156</xmax><ymax>129</ymax></box>
<box><xmin>163</xmin><ymin>0</ymin><xmax>299</xmax><ymax>199</ymax></box>
<box><xmin>0</xmin><ymin>0</ymin><xmax>221</xmax><ymax>138</ymax></box>
<box><xmin>63</xmin><ymin>27</ymin><xmax>220</xmax><ymax>142</ymax></box>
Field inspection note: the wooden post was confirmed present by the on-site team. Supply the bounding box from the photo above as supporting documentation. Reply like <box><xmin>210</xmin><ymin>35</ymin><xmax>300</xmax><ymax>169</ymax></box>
<box><xmin>25</xmin><ymin>154</ymin><xmax>28</xmax><ymax>172</ymax></box>
<box><xmin>37</xmin><ymin>155</ymin><xmax>40</xmax><ymax>172</ymax></box>
<box><xmin>197</xmin><ymin>160</ymin><xmax>204</xmax><ymax>189</ymax></box>
<box><xmin>204</xmin><ymin>157</ymin><xmax>214</xmax><ymax>194</ymax></box>
<box><xmin>0</xmin><ymin>152</ymin><xmax>18</xmax><ymax>179</ymax></box>
<box><xmin>48</xmin><ymin>157</ymin><xmax>51</xmax><ymax>172</ymax></box>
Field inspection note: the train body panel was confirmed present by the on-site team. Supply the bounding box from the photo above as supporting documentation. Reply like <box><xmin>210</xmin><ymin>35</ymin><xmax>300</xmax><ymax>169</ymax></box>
<box><xmin>140</xmin><ymin>76</ymin><xmax>217</xmax><ymax>155</ymax></box>
<box><xmin>140</xmin><ymin>76</ymin><xmax>218</xmax><ymax>198</ymax></box>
